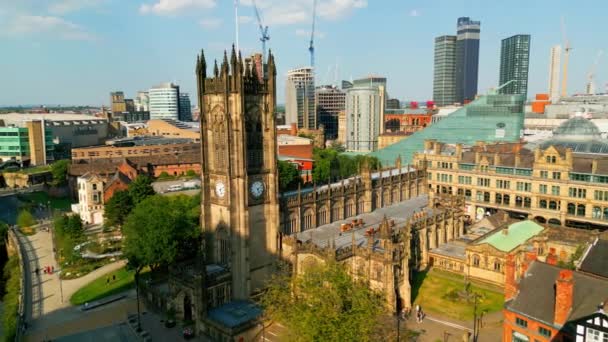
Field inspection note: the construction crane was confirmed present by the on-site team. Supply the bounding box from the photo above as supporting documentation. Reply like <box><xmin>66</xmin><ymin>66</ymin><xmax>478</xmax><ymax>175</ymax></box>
<box><xmin>252</xmin><ymin>0</ymin><xmax>270</xmax><ymax>63</ymax></box>
<box><xmin>309</xmin><ymin>0</ymin><xmax>317</xmax><ymax>68</ymax></box>
<box><xmin>586</xmin><ymin>50</ymin><xmax>604</xmax><ymax>95</ymax></box>
<box><xmin>560</xmin><ymin>17</ymin><xmax>573</xmax><ymax>98</ymax></box>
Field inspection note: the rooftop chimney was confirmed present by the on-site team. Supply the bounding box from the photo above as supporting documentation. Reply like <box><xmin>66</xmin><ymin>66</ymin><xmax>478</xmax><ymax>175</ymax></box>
<box><xmin>554</xmin><ymin>269</ymin><xmax>574</xmax><ymax>326</ymax></box>
<box><xmin>521</xmin><ymin>250</ymin><xmax>537</xmax><ymax>277</ymax></box>
<box><xmin>504</xmin><ymin>254</ymin><xmax>517</xmax><ymax>301</ymax></box>
<box><xmin>546</xmin><ymin>250</ymin><xmax>557</xmax><ymax>265</ymax></box>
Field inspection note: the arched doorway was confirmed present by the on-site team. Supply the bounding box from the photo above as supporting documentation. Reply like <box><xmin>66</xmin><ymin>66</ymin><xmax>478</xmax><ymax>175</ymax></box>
<box><xmin>548</xmin><ymin>218</ymin><xmax>561</xmax><ymax>226</ymax></box>
<box><xmin>534</xmin><ymin>216</ymin><xmax>547</xmax><ymax>224</ymax></box>
<box><xmin>183</xmin><ymin>295</ymin><xmax>192</xmax><ymax>322</ymax></box>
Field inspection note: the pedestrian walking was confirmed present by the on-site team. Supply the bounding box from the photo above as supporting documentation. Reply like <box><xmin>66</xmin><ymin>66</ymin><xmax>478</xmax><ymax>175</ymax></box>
<box><xmin>112</xmin><ymin>274</ymin><xmax>116</xmax><ymax>281</ymax></box>
<box><xmin>107</xmin><ymin>278</ymin><xmax>110</xmax><ymax>285</ymax></box>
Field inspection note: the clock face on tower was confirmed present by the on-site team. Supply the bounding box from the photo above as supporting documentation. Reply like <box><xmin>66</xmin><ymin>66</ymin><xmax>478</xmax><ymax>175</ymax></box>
<box><xmin>215</xmin><ymin>181</ymin><xmax>226</xmax><ymax>198</ymax></box>
<box><xmin>250</xmin><ymin>180</ymin><xmax>264</xmax><ymax>198</ymax></box>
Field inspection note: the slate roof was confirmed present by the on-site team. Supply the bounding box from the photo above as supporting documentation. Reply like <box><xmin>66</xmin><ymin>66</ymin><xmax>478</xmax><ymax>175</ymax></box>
<box><xmin>506</xmin><ymin>262</ymin><xmax>608</xmax><ymax>328</ymax></box>
<box><xmin>578</xmin><ymin>239</ymin><xmax>608</xmax><ymax>279</ymax></box>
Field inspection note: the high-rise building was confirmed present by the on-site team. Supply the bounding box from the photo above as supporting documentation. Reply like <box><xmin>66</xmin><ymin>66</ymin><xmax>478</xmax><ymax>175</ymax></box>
<box><xmin>455</xmin><ymin>17</ymin><xmax>481</xmax><ymax>104</ymax></box>
<box><xmin>548</xmin><ymin>45</ymin><xmax>562</xmax><ymax>103</ymax></box>
<box><xmin>134</xmin><ymin>91</ymin><xmax>149</xmax><ymax>112</ymax></box>
<box><xmin>149</xmin><ymin>82</ymin><xmax>179</xmax><ymax>120</ymax></box>
<box><xmin>124</xmin><ymin>99</ymin><xmax>135</xmax><ymax>113</ymax></box>
<box><xmin>110</xmin><ymin>91</ymin><xmax>126</xmax><ymax>113</ymax></box>
<box><xmin>315</xmin><ymin>85</ymin><xmax>345</xmax><ymax>140</ymax></box>
<box><xmin>179</xmin><ymin>93</ymin><xmax>192</xmax><ymax>122</ymax></box>
<box><xmin>499</xmin><ymin>34</ymin><xmax>531</xmax><ymax>97</ymax></box>
<box><xmin>433</xmin><ymin>35</ymin><xmax>458</xmax><ymax>107</ymax></box>
<box><xmin>285</xmin><ymin>67</ymin><xmax>315</xmax><ymax>129</ymax></box>
<box><xmin>345</xmin><ymin>85</ymin><xmax>382</xmax><ymax>152</ymax></box>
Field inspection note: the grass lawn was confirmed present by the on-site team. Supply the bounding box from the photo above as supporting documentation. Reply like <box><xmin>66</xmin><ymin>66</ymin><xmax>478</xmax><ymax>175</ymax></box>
<box><xmin>16</xmin><ymin>165</ymin><xmax>51</xmax><ymax>174</ymax></box>
<box><xmin>70</xmin><ymin>266</ymin><xmax>137</xmax><ymax>305</ymax></box>
<box><xmin>19</xmin><ymin>191</ymin><xmax>72</xmax><ymax>211</ymax></box>
<box><xmin>411</xmin><ymin>269</ymin><xmax>504</xmax><ymax>321</ymax></box>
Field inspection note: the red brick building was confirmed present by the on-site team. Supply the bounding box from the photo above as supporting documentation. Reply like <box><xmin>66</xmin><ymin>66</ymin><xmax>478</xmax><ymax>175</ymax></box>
<box><xmin>277</xmin><ymin>134</ymin><xmax>314</xmax><ymax>182</ymax></box>
<box><xmin>383</xmin><ymin>109</ymin><xmax>434</xmax><ymax>134</ymax></box>
<box><xmin>502</xmin><ymin>256</ymin><xmax>608</xmax><ymax>342</ymax></box>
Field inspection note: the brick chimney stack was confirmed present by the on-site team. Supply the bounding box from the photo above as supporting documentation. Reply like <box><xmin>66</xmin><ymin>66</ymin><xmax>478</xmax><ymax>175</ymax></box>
<box><xmin>554</xmin><ymin>269</ymin><xmax>574</xmax><ymax>326</ymax></box>
<box><xmin>520</xmin><ymin>250</ymin><xmax>537</xmax><ymax>277</ymax></box>
<box><xmin>546</xmin><ymin>249</ymin><xmax>558</xmax><ymax>265</ymax></box>
<box><xmin>505</xmin><ymin>254</ymin><xmax>517</xmax><ymax>301</ymax></box>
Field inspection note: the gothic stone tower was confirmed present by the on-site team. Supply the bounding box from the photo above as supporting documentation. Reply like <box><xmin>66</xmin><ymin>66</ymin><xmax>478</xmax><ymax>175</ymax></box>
<box><xmin>196</xmin><ymin>46</ymin><xmax>279</xmax><ymax>300</ymax></box>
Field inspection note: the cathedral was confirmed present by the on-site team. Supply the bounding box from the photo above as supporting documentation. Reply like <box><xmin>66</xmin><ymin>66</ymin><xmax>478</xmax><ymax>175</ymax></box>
<box><xmin>162</xmin><ymin>46</ymin><xmax>465</xmax><ymax>341</ymax></box>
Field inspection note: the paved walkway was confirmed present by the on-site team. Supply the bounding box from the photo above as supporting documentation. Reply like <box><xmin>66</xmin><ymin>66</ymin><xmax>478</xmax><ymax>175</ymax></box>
<box><xmin>14</xmin><ymin>227</ymin><xmax>127</xmax><ymax>338</ymax></box>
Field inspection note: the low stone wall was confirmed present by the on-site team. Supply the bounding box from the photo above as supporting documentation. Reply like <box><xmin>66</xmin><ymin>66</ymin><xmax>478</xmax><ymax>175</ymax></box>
<box><xmin>7</xmin><ymin>229</ymin><xmax>25</xmax><ymax>342</ymax></box>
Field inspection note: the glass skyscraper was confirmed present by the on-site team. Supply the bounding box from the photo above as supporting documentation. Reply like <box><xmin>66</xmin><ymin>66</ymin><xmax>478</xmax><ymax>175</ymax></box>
<box><xmin>499</xmin><ymin>34</ymin><xmax>531</xmax><ymax>97</ymax></box>
<box><xmin>149</xmin><ymin>82</ymin><xmax>179</xmax><ymax>120</ymax></box>
<box><xmin>178</xmin><ymin>93</ymin><xmax>192</xmax><ymax>122</ymax></box>
<box><xmin>455</xmin><ymin>17</ymin><xmax>481</xmax><ymax>104</ymax></box>
<box><xmin>433</xmin><ymin>35</ymin><xmax>457</xmax><ymax>107</ymax></box>
<box><xmin>285</xmin><ymin>67</ymin><xmax>316</xmax><ymax>129</ymax></box>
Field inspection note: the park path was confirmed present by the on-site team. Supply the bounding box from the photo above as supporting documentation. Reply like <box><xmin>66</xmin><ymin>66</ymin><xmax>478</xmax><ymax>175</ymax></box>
<box><xmin>13</xmin><ymin>227</ymin><xmax>127</xmax><ymax>338</ymax></box>
<box><xmin>61</xmin><ymin>259</ymin><xmax>127</xmax><ymax>301</ymax></box>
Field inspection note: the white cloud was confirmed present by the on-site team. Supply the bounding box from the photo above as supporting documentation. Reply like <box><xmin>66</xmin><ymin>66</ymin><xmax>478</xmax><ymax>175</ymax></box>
<box><xmin>409</xmin><ymin>9</ymin><xmax>421</xmax><ymax>17</ymax></box>
<box><xmin>48</xmin><ymin>0</ymin><xmax>105</xmax><ymax>14</ymax></box>
<box><xmin>199</xmin><ymin>18</ymin><xmax>222</xmax><ymax>29</ymax></box>
<box><xmin>295</xmin><ymin>28</ymin><xmax>325</xmax><ymax>39</ymax></box>
<box><xmin>2</xmin><ymin>15</ymin><xmax>95</xmax><ymax>40</ymax></box>
<box><xmin>239</xmin><ymin>0</ymin><xmax>366</xmax><ymax>26</ymax></box>
<box><xmin>140</xmin><ymin>0</ymin><xmax>216</xmax><ymax>16</ymax></box>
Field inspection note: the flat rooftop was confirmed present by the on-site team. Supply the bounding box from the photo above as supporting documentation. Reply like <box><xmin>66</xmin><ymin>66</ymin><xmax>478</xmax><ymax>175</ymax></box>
<box><xmin>294</xmin><ymin>195</ymin><xmax>429</xmax><ymax>251</ymax></box>
<box><xmin>0</xmin><ymin>113</ymin><xmax>106</xmax><ymax>126</ymax></box>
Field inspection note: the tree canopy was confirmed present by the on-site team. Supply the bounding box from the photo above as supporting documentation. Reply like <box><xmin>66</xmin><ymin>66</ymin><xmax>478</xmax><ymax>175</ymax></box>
<box><xmin>261</xmin><ymin>261</ymin><xmax>386</xmax><ymax>342</ymax></box>
<box><xmin>17</xmin><ymin>210</ymin><xmax>35</xmax><ymax>229</ymax></box>
<box><xmin>122</xmin><ymin>195</ymin><xmax>200</xmax><ymax>272</ymax></box>
<box><xmin>128</xmin><ymin>175</ymin><xmax>155</xmax><ymax>204</ymax></box>
<box><xmin>104</xmin><ymin>190</ymin><xmax>133</xmax><ymax>227</ymax></box>
<box><xmin>51</xmin><ymin>160</ymin><xmax>70</xmax><ymax>187</ymax></box>
<box><xmin>278</xmin><ymin>160</ymin><xmax>301</xmax><ymax>192</ymax></box>
<box><xmin>312</xmin><ymin>148</ymin><xmax>381</xmax><ymax>184</ymax></box>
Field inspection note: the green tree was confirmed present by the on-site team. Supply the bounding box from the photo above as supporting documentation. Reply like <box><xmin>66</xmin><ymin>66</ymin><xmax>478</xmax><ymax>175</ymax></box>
<box><xmin>312</xmin><ymin>148</ymin><xmax>339</xmax><ymax>183</ymax></box>
<box><xmin>0</xmin><ymin>221</ymin><xmax>8</xmax><ymax>244</ymax></box>
<box><xmin>186</xmin><ymin>169</ymin><xmax>197</xmax><ymax>178</ymax></box>
<box><xmin>51</xmin><ymin>159</ymin><xmax>70</xmax><ymax>186</ymax></box>
<box><xmin>65</xmin><ymin>215</ymin><xmax>84</xmax><ymax>238</ymax></box>
<box><xmin>104</xmin><ymin>190</ymin><xmax>133</xmax><ymax>227</ymax></box>
<box><xmin>128</xmin><ymin>175</ymin><xmax>155</xmax><ymax>204</ymax></box>
<box><xmin>261</xmin><ymin>261</ymin><xmax>386</xmax><ymax>342</ymax></box>
<box><xmin>278</xmin><ymin>160</ymin><xmax>301</xmax><ymax>192</ymax></box>
<box><xmin>17</xmin><ymin>210</ymin><xmax>35</xmax><ymax>229</ymax></box>
<box><xmin>122</xmin><ymin>195</ymin><xmax>200</xmax><ymax>273</ymax></box>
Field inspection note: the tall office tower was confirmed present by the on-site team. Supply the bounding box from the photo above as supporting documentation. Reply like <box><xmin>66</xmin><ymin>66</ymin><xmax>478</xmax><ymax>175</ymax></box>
<box><xmin>548</xmin><ymin>45</ymin><xmax>562</xmax><ymax>103</ymax></box>
<box><xmin>149</xmin><ymin>82</ymin><xmax>179</xmax><ymax>120</ymax></box>
<box><xmin>285</xmin><ymin>67</ymin><xmax>315</xmax><ymax>129</ymax></box>
<box><xmin>455</xmin><ymin>17</ymin><xmax>481</xmax><ymax>104</ymax></box>
<box><xmin>179</xmin><ymin>93</ymin><xmax>192</xmax><ymax>121</ymax></box>
<box><xmin>134</xmin><ymin>91</ymin><xmax>149</xmax><ymax>112</ymax></box>
<box><xmin>433</xmin><ymin>35</ymin><xmax>458</xmax><ymax>107</ymax></box>
<box><xmin>499</xmin><ymin>34</ymin><xmax>531</xmax><ymax>97</ymax></box>
<box><xmin>345</xmin><ymin>85</ymin><xmax>382</xmax><ymax>152</ymax></box>
<box><xmin>352</xmin><ymin>76</ymin><xmax>387</xmax><ymax>133</ymax></box>
<box><xmin>315</xmin><ymin>85</ymin><xmax>346</xmax><ymax>140</ymax></box>
<box><xmin>110</xmin><ymin>91</ymin><xmax>127</xmax><ymax>113</ymax></box>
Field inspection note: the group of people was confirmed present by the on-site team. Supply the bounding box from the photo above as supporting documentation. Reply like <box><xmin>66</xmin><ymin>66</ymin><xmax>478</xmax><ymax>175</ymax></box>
<box><xmin>34</xmin><ymin>265</ymin><xmax>54</xmax><ymax>275</ymax></box>
<box><xmin>401</xmin><ymin>305</ymin><xmax>426</xmax><ymax>323</ymax></box>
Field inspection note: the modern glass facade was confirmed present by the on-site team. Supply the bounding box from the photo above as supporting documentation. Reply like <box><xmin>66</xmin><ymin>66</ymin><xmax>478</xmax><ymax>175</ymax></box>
<box><xmin>285</xmin><ymin>67</ymin><xmax>316</xmax><ymax>129</ymax></box>
<box><xmin>149</xmin><ymin>82</ymin><xmax>179</xmax><ymax>120</ymax></box>
<box><xmin>345</xmin><ymin>87</ymin><xmax>382</xmax><ymax>152</ymax></box>
<box><xmin>499</xmin><ymin>34</ymin><xmax>531</xmax><ymax>97</ymax></box>
<box><xmin>455</xmin><ymin>17</ymin><xmax>481</xmax><ymax>104</ymax></box>
<box><xmin>433</xmin><ymin>35</ymin><xmax>457</xmax><ymax>107</ymax></box>
<box><xmin>316</xmin><ymin>85</ymin><xmax>345</xmax><ymax>140</ymax></box>
<box><xmin>179</xmin><ymin>93</ymin><xmax>192</xmax><ymax>122</ymax></box>
<box><xmin>0</xmin><ymin>126</ymin><xmax>53</xmax><ymax>161</ymax></box>
<box><xmin>370</xmin><ymin>93</ymin><xmax>525</xmax><ymax>165</ymax></box>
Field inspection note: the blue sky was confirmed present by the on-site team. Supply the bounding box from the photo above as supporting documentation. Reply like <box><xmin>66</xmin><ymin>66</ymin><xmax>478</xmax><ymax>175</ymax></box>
<box><xmin>0</xmin><ymin>0</ymin><xmax>606</xmax><ymax>106</ymax></box>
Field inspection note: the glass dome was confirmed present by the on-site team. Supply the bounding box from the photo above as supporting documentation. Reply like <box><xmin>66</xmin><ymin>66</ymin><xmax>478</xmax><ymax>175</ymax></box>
<box><xmin>553</xmin><ymin>117</ymin><xmax>601</xmax><ymax>139</ymax></box>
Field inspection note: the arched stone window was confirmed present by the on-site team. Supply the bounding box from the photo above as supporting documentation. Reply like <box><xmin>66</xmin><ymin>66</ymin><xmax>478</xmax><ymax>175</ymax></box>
<box><xmin>577</xmin><ymin>204</ymin><xmax>586</xmax><ymax>217</ymax></box>
<box><xmin>567</xmin><ymin>203</ymin><xmax>576</xmax><ymax>215</ymax></box>
<box><xmin>345</xmin><ymin>199</ymin><xmax>355</xmax><ymax>218</ymax></box>
<box><xmin>287</xmin><ymin>212</ymin><xmax>299</xmax><ymax>235</ymax></box>
<box><xmin>357</xmin><ymin>197</ymin><xmax>365</xmax><ymax>213</ymax></box>
<box><xmin>318</xmin><ymin>206</ymin><xmax>328</xmax><ymax>226</ymax></box>
<box><xmin>303</xmin><ymin>208</ymin><xmax>314</xmax><ymax>230</ymax></box>
<box><xmin>332</xmin><ymin>203</ymin><xmax>343</xmax><ymax>221</ymax></box>
<box><xmin>493</xmin><ymin>260</ymin><xmax>502</xmax><ymax>272</ymax></box>
<box><xmin>213</xmin><ymin>121</ymin><xmax>227</xmax><ymax>171</ymax></box>
<box><xmin>216</xmin><ymin>227</ymin><xmax>230</xmax><ymax>266</ymax></box>
<box><xmin>472</xmin><ymin>254</ymin><xmax>480</xmax><ymax>267</ymax></box>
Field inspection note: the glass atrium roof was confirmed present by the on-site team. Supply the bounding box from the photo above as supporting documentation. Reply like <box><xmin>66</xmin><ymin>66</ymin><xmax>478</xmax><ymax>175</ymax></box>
<box><xmin>537</xmin><ymin>116</ymin><xmax>608</xmax><ymax>154</ymax></box>
<box><xmin>370</xmin><ymin>94</ymin><xmax>525</xmax><ymax>166</ymax></box>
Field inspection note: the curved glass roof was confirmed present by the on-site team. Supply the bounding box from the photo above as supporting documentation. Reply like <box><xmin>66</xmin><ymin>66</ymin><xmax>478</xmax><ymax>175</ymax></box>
<box><xmin>539</xmin><ymin>116</ymin><xmax>608</xmax><ymax>154</ymax></box>
<box><xmin>553</xmin><ymin>117</ymin><xmax>601</xmax><ymax>139</ymax></box>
